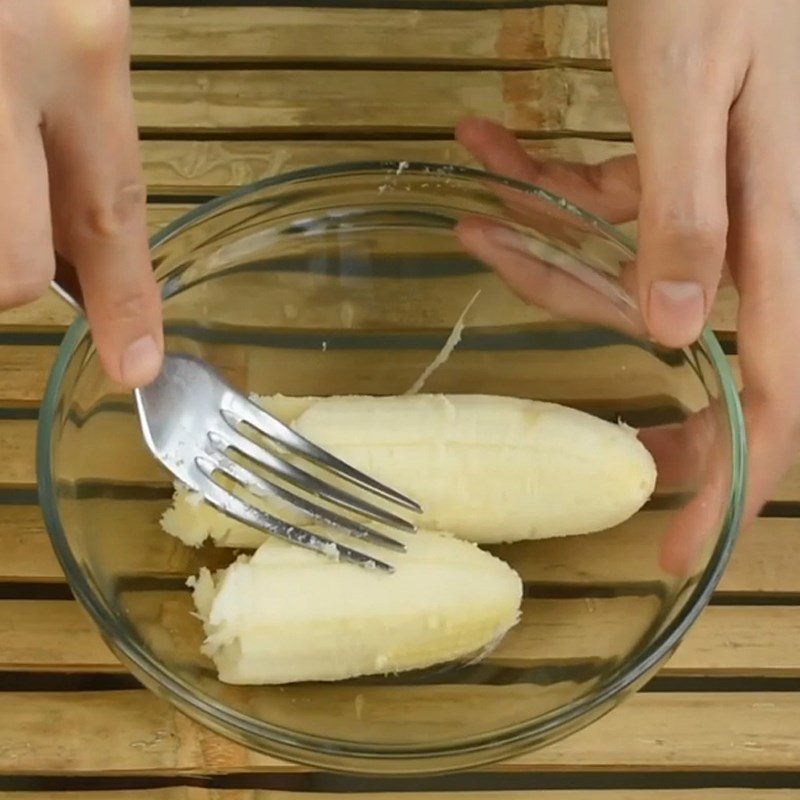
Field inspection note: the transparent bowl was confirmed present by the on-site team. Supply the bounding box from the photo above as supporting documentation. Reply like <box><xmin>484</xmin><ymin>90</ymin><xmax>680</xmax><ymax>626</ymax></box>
<box><xmin>38</xmin><ymin>162</ymin><xmax>745</xmax><ymax>775</ymax></box>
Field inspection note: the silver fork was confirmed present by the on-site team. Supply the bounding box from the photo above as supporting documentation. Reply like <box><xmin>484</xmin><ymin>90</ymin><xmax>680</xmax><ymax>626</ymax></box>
<box><xmin>51</xmin><ymin>257</ymin><xmax>420</xmax><ymax>572</ymax></box>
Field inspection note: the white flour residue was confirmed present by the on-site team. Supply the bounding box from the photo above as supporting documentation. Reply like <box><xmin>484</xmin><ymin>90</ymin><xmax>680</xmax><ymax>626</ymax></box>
<box><xmin>405</xmin><ymin>290</ymin><xmax>481</xmax><ymax>395</ymax></box>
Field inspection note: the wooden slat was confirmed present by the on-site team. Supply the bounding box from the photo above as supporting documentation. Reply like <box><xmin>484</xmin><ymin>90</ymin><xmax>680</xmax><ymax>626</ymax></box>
<box><xmin>2</xmin><ymin>507</ymin><xmax>798</xmax><ymax>595</ymax></box>
<box><xmin>0</xmin><ymin>294</ymin><xmax>73</xmax><ymax>332</ymax></box>
<box><xmin>4</xmin><ymin>792</ymin><xmax>799</xmax><ymax>800</ymax></box>
<box><xmin>666</xmin><ymin>606</ymin><xmax>800</xmax><ymax>676</ymax></box>
<box><xmin>0</xmin><ymin>346</ymin><xmax>58</xmax><ymax>406</ymax></box>
<box><xmin>0</xmin><ymin>690</ymin><xmax>799</xmax><ymax>773</ymax></box>
<box><xmin>131</xmin><ymin>69</ymin><xmax>625</xmax><ymax>136</ymax></box>
<box><xmin>0</xmin><ymin>353</ymin><xmax>770</xmax><ymax>484</ymax></box>
<box><xmin>131</xmin><ymin>6</ymin><xmax>609</xmax><ymax>67</ymax></box>
<box><xmin>0</xmin><ymin>600</ymin><xmax>797</xmax><ymax>677</ymax></box>
<box><xmin>0</xmin><ymin>601</ymin><xmax>116</xmax><ymax>673</ymax></box>
<box><xmin>0</xmin><ymin>420</ymin><xmax>38</xmax><ymax>488</ymax></box>
<box><xmin>0</xmin><ymin>506</ymin><xmax>63</xmax><ymax>582</ymax></box>
<box><xmin>139</xmin><ymin>138</ymin><xmax>635</xmax><ymax>195</ymax></box>
<box><xmin>0</xmin><ymin>340</ymin><xmax>741</xmax><ymax>408</ymax></box>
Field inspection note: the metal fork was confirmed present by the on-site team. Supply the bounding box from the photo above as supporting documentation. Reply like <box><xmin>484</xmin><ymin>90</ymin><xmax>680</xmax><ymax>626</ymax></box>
<box><xmin>51</xmin><ymin>257</ymin><xmax>420</xmax><ymax>572</ymax></box>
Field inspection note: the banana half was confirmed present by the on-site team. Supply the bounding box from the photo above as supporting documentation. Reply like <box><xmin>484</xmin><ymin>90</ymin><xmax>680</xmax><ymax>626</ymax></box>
<box><xmin>190</xmin><ymin>531</ymin><xmax>523</xmax><ymax>684</ymax></box>
<box><xmin>163</xmin><ymin>393</ymin><xmax>657</xmax><ymax>548</ymax></box>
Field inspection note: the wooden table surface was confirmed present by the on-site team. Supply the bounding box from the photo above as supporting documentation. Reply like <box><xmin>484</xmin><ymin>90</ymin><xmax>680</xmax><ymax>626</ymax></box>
<box><xmin>0</xmin><ymin>2</ymin><xmax>798</xmax><ymax>798</ymax></box>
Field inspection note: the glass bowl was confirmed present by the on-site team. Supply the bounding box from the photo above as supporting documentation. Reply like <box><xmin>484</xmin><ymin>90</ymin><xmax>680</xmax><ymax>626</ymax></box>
<box><xmin>38</xmin><ymin>162</ymin><xmax>745</xmax><ymax>775</ymax></box>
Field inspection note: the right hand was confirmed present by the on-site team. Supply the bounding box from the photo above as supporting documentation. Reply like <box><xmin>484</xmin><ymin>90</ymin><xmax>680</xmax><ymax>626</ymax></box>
<box><xmin>0</xmin><ymin>0</ymin><xmax>162</xmax><ymax>387</ymax></box>
<box><xmin>453</xmin><ymin>118</ymin><xmax>785</xmax><ymax>576</ymax></box>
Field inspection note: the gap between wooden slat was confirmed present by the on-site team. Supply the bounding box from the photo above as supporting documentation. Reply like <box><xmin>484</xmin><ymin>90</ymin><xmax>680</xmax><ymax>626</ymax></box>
<box><xmin>130</xmin><ymin>68</ymin><xmax>625</xmax><ymax>135</ymax></box>
<box><xmin>0</xmin><ymin>600</ymin><xmax>796</xmax><ymax>677</ymax></box>
<box><xmin>0</xmin><ymin>690</ymin><xmax>798</xmax><ymax>773</ymax></box>
<box><xmin>130</xmin><ymin>5</ymin><xmax>609</xmax><ymax>68</ymax></box>
<box><xmin>1</xmin><ymin>790</ymin><xmax>799</xmax><ymax>800</ymax></box>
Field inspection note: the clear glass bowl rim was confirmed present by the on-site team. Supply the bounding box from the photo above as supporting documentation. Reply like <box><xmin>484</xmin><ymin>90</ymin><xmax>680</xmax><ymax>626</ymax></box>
<box><xmin>36</xmin><ymin>160</ymin><xmax>747</xmax><ymax>763</ymax></box>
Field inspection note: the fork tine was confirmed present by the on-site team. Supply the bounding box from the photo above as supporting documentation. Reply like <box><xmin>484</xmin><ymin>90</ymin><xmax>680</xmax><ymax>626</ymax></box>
<box><xmin>222</xmin><ymin>392</ymin><xmax>422</xmax><ymax>514</ymax></box>
<box><xmin>195</xmin><ymin>465</ymin><xmax>394</xmax><ymax>573</ymax></box>
<box><xmin>217</xmin><ymin>412</ymin><xmax>417</xmax><ymax>533</ymax></box>
<box><xmin>201</xmin><ymin>440</ymin><xmax>406</xmax><ymax>552</ymax></box>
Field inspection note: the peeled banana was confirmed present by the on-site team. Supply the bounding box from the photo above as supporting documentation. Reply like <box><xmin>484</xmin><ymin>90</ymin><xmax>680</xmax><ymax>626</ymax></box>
<box><xmin>162</xmin><ymin>393</ymin><xmax>656</xmax><ymax>548</ymax></box>
<box><xmin>190</xmin><ymin>530</ymin><xmax>523</xmax><ymax>684</ymax></box>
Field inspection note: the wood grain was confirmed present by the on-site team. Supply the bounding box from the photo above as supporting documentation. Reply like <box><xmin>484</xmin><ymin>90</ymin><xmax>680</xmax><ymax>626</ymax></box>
<box><xmin>1</xmin><ymin>690</ymin><xmax>799</xmax><ymax>773</ymax></box>
<box><xmin>131</xmin><ymin>6</ymin><xmax>609</xmax><ymax>67</ymax></box>
<box><xmin>131</xmin><ymin>69</ymin><xmax>625</xmax><ymax>136</ymax></box>
<box><xmin>0</xmin><ymin>599</ymin><xmax>797</xmax><ymax>677</ymax></box>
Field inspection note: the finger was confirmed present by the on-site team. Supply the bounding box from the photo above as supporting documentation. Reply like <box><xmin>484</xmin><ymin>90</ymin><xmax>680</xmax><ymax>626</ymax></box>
<box><xmin>734</xmin><ymin>262</ymin><xmax>800</xmax><ymax>524</ymax></box>
<box><xmin>0</xmin><ymin>107</ymin><xmax>55</xmax><ymax>308</ymax></box>
<box><xmin>620</xmin><ymin>86</ymin><xmax>729</xmax><ymax>348</ymax></box>
<box><xmin>638</xmin><ymin>403</ymin><xmax>719</xmax><ymax>493</ymax></box>
<box><xmin>641</xmin><ymin>397</ymin><xmax>731</xmax><ymax>576</ymax></box>
<box><xmin>456</xmin><ymin>216</ymin><xmax>646</xmax><ymax>337</ymax></box>
<box><xmin>659</xmin><ymin>198</ymin><xmax>800</xmax><ymax>575</ymax></box>
<box><xmin>657</xmin><ymin>377</ymin><xmax>800</xmax><ymax>578</ymax></box>
<box><xmin>659</xmin><ymin>450</ymin><xmax>729</xmax><ymax>576</ymax></box>
<box><xmin>723</xmin><ymin>77</ymin><xmax>800</xmax><ymax>524</ymax></box>
<box><xmin>456</xmin><ymin>117</ymin><xmax>641</xmax><ymax>223</ymax></box>
<box><xmin>43</xmin><ymin>6</ymin><xmax>162</xmax><ymax>388</ymax></box>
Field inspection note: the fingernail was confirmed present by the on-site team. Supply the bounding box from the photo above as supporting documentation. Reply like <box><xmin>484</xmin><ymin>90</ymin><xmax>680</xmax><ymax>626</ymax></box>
<box><xmin>120</xmin><ymin>335</ymin><xmax>162</xmax><ymax>387</ymax></box>
<box><xmin>649</xmin><ymin>280</ymin><xmax>705</xmax><ymax>345</ymax></box>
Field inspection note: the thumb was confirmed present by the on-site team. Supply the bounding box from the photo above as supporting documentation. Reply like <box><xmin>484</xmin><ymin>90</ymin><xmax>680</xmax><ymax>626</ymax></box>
<box><xmin>624</xmin><ymin>102</ymin><xmax>729</xmax><ymax>348</ymax></box>
<box><xmin>636</xmin><ymin>130</ymin><xmax>728</xmax><ymax>347</ymax></box>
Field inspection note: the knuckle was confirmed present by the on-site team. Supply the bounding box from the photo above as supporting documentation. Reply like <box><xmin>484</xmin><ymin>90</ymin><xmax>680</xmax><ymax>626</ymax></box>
<box><xmin>646</xmin><ymin>205</ymin><xmax>727</xmax><ymax>256</ymax></box>
<box><xmin>656</xmin><ymin>41</ymin><xmax>728</xmax><ymax>94</ymax></box>
<box><xmin>98</xmin><ymin>284</ymin><xmax>153</xmax><ymax>323</ymax></box>
<box><xmin>79</xmin><ymin>182</ymin><xmax>147</xmax><ymax>240</ymax></box>
<box><xmin>783</xmin><ymin>193</ymin><xmax>800</xmax><ymax>230</ymax></box>
<box><xmin>59</xmin><ymin>0</ymin><xmax>129</xmax><ymax>63</ymax></box>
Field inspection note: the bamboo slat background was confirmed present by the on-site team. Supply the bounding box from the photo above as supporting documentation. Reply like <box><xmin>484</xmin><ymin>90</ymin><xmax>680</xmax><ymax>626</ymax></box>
<box><xmin>0</xmin><ymin>2</ymin><xmax>797</xmax><ymax>798</ymax></box>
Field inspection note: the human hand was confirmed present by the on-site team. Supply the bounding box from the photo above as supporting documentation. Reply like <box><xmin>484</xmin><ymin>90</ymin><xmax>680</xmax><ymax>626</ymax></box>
<box><xmin>604</xmin><ymin>0</ymin><xmax>800</xmax><ymax>560</ymax></box>
<box><xmin>456</xmin><ymin>0</ymin><xmax>800</xmax><ymax>573</ymax></box>
<box><xmin>0</xmin><ymin>0</ymin><xmax>162</xmax><ymax>387</ymax></box>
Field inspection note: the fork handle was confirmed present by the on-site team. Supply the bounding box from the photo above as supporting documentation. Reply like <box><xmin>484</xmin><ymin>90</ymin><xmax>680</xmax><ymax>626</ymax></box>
<box><xmin>51</xmin><ymin>254</ymin><xmax>85</xmax><ymax>316</ymax></box>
